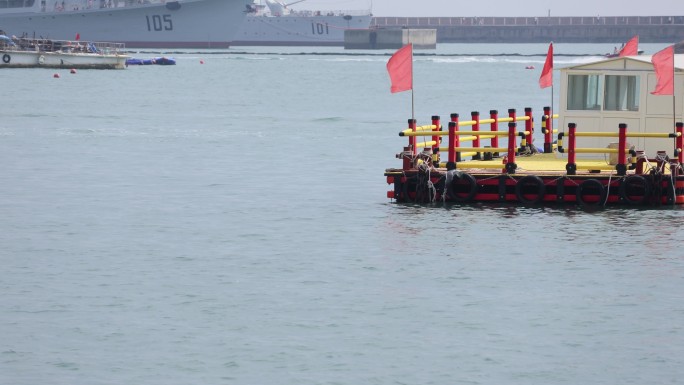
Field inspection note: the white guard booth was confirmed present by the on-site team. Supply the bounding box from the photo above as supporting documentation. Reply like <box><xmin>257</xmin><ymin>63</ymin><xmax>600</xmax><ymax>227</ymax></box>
<box><xmin>558</xmin><ymin>55</ymin><xmax>684</xmax><ymax>156</ymax></box>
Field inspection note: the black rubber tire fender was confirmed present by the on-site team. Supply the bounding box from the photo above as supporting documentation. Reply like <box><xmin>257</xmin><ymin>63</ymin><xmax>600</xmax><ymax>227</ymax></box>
<box><xmin>619</xmin><ymin>175</ymin><xmax>651</xmax><ymax>204</ymax></box>
<box><xmin>447</xmin><ymin>172</ymin><xmax>478</xmax><ymax>202</ymax></box>
<box><xmin>515</xmin><ymin>175</ymin><xmax>546</xmax><ymax>204</ymax></box>
<box><xmin>576</xmin><ymin>178</ymin><xmax>606</xmax><ymax>206</ymax></box>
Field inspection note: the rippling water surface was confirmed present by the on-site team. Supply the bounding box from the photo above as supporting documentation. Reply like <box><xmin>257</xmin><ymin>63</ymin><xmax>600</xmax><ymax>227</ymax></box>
<box><xmin>1</xmin><ymin>43</ymin><xmax>683</xmax><ymax>385</ymax></box>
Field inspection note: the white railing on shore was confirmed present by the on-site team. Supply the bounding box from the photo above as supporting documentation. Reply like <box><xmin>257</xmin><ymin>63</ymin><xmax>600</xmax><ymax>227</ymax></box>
<box><xmin>372</xmin><ymin>15</ymin><xmax>684</xmax><ymax>27</ymax></box>
<box><xmin>257</xmin><ymin>9</ymin><xmax>371</xmax><ymax>17</ymax></box>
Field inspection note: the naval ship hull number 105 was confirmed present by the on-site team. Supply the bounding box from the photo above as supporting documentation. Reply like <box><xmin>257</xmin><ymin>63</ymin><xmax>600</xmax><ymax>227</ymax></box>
<box><xmin>146</xmin><ymin>15</ymin><xmax>174</xmax><ymax>31</ymax></box>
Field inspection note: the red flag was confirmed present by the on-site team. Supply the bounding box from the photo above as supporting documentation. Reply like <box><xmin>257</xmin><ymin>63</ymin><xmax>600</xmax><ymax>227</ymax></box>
<box><xmin>539</xmin><ymin>42</ymin><xmax>553</xmax><ymax>89</ymax></box>
<box><xmin>619</xmin><ymin>35</ymin><xmax>639</xmax><ymax>57</ymax></box>
<box><xmin>75</xmin><ymin>33</ymin><xmax>80</xmax><ymax>41</ymax></box>
<box><xmin>386</xmin><ymin>44</ymin><xmax>413</xmax><ymax>93</ymax></box>
<box><xmin>651</xmin><ymin>45</ymin><xmax>674</xmax><ymax>95</ymax></box>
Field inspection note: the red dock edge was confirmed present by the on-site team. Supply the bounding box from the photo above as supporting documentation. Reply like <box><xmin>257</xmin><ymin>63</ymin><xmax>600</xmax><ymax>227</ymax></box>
<box><xmin>385</xmin><ymin>110</ymin><xmax>684</xmax><ymax>207</ymax></box>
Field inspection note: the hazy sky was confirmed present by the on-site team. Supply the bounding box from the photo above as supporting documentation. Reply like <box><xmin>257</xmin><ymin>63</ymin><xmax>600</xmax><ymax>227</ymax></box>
<box><xmin>303</xmin><ymin>0</ymin><xmax>682</xmax><ymax>17</ymax></box>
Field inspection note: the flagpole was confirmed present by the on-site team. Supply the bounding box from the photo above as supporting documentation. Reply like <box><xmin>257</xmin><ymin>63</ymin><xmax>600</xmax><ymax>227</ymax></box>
<box><xmin>551</xmin><ymin>43</ymin><xmax>554</xmax><ymax>125</ymax></box>
<box><xmin>673</xmin><ymin>93</ymin><xmax>676</xmax><ymax>133</ymax></box>
<box><xmin>410</xmin><ymin>38</ymin><xmax>414</xmax><ymax>123</ymax></box>
<box><xmin>411</xmin><ymin>89</ymin><xmax>415</xmax><ymax>124</ymax></box>
<box><xmin>386</xmin><ymin>41</ymin><xmax>415</xmax><ymax>134</ymax></box>
<box><xmin>411</xmin><ymin>84</ymin><xmax>415</xmax><ymax>124</ymax></box>
<box><xmin>673</xmin><ymin>57</ymin><xmax>677</xmax><ymax>132</ymax></box>
<box><xmin>409</xmin><ymin>39</ymin><xmax>419</xmax><ymax>149</ymax></box>
<box><xmin>539</xmin><ymin>41</ymin><xmax>555</xmax><ymax>138</ymax></box>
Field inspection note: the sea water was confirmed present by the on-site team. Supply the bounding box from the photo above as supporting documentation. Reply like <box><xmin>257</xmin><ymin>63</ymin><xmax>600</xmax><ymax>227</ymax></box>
<box><xmin>1</xmin><ymin>43</ymin><xmax>683</xmax><ymax>385</ymax></box>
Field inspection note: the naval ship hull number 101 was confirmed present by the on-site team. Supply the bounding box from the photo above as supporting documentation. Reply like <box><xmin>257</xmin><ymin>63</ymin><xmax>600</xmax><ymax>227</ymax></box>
<box><xmin>311</xmin><ymin>22</ymin><xmax>329</xmax><ymax>35</ymax></box>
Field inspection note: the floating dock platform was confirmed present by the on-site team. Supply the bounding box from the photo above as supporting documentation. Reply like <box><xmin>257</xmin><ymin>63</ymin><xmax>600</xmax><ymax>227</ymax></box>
<box><xmin>384</xmin><ymin>109</ymin><xmax>684</xmax><ymax>207</ymax></box>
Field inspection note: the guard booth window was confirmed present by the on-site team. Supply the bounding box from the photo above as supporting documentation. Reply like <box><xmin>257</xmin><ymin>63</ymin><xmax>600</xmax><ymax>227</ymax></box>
<box><xmin>567</xmin><ymin>74</ymin><xmax>602</xmax><ymax>110</ymax></box>
<box><xmin>604</xmin><ymin>75</ymin><xmax>639</xmax><ymax>111</ymax></box>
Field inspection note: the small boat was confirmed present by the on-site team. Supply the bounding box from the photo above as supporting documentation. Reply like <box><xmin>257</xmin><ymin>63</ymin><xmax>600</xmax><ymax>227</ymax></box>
<box><xmin>126</xmin><ymin>57</ymin><xmax>176</xmax><ymax>66</ymax></box>
<box><xmin>1</xmin><ymin>35</ymin><xmax>128</xmax><ymax>69</ymax></box>
<box><xmin>605</xmin><ymin>50</ymin><xmax>644</xmax><ymax>58</ymax></box>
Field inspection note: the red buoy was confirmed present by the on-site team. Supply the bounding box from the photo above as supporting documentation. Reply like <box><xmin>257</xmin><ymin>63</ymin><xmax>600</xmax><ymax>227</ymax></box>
<box><xmin>53</xmin><ymin>73</ymin><xmax>60</xmax><ymax>78</ymax></box>
<box><xmin>70</xmin><ymin>68</ymin><xmax>77</xmax><ymax>74</ymax></box>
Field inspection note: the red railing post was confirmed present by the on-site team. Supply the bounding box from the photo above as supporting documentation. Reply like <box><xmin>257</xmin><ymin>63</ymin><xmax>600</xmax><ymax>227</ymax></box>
<box><xmin>617</xmin><ymin>123</ymin><xmax>627</xmax><ymax>176</ymax></box>
<box><xmin>471</xmin><ymin>111</ymin><xmax>481</xmax><ymax>159</ymax></box>
<box><xmin>402</xmin><ymin>146</ymin><xmax>412</xmax><ymax>171</ymax></box>
<box><xmin>408</xmin><ymin>118</ymin><xmax>417</xmax><ymax>155</ymax></box>
<box><xmin>508</xmin><ymin>108</ymin><xmax>523</xmax><ymax>152</ymax></box>
<box><xmin>447</xmin><ymin>121</ymin><xmax>456</xmax><ymax>170</ymax></box>
<box><xmin>566</xmin><ymin>123</ymin><xmax>577</xmax><ymax>175</ymax></box>
<box><xmin>431</xmin><ymin>115</ymin><xmax>441</xmax><ymax>166</ymax></box>
<box><xmin>447</xmin><ymin>114</ymin><xmax>461</xmax><ymax>170</ymax></box>
<box><xmin>525</xmin><ymin>107</ymin><xmax>533</xmax><ymax>151</ymax></box>
<box><xmin>677</xmin><ymin>122</ymin><xmax>684</xmax><ymax>164</ymax></box>
<box><xmin>542</xmin><ymin>115</ymin><xmax>560</xmax><ymax>154</ymax></box>
<box><xmin>544</xmin><ymin>106</ymin><xmax>553</xmax><ymax>153</ymax></box>
<box><xmin>451</xmin><ymin>113</ymin><xmax>461</xmax><ymax>162</ymax></box>
<box><xmin>489</xmin><ymin>109</ymin><xmax>499</xmax><ymax>149</ymax></box>
<box><xmin>508</xmin><ymin>108</ymin><xmax>517</xmax><ymax>124</ymax></box>
<box><xmin>505</xmin><ymin>122</ymin><xmax>517</xmax><ymax>174</ymax></box>
<box><xmin>431</xmin><ymin>115</ymin><xmax>440</xmax><ymax>151</ymax></box>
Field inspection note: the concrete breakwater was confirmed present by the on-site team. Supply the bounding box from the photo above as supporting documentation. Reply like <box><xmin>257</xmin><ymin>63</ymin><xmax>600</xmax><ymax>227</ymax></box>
<box><xmin>344</xmin><ymin>29</ymin><xmax>436</xmax><ymax>49</ymax></box>
<box><xmin>371</xmin><ymin>16</ymin><xmax>684</xmax><ymax>43</ymax></box>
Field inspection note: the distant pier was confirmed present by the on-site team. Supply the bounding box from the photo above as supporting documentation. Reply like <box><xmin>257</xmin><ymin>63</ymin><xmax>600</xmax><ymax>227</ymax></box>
<box><xmin>371</xmin><ymin>16</ymin><xmax>684</xmax><ymax>43</ymax></box>
<box><xmin>344</xmin><ymin>29</ymin><xmax>436</xmax><ymax>49</ymax></box>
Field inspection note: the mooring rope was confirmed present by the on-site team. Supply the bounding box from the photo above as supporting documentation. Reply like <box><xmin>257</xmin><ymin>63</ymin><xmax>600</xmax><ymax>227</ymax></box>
<box><xmin>603</xmin><ymin>172</ymin><xmax>614</xmax><ymax>206</ymax></box>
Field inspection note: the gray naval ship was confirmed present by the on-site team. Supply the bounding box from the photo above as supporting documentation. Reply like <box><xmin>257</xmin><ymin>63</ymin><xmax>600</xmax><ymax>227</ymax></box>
<box><xmin>0</xmin><ymin>0</ymin><xmax>253</xmax><ymax>48</ymax></box>
<box><xmin>233</xmin><ymin>0</ymin><xmax>372</xmax><ymax>46</ymax></box>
